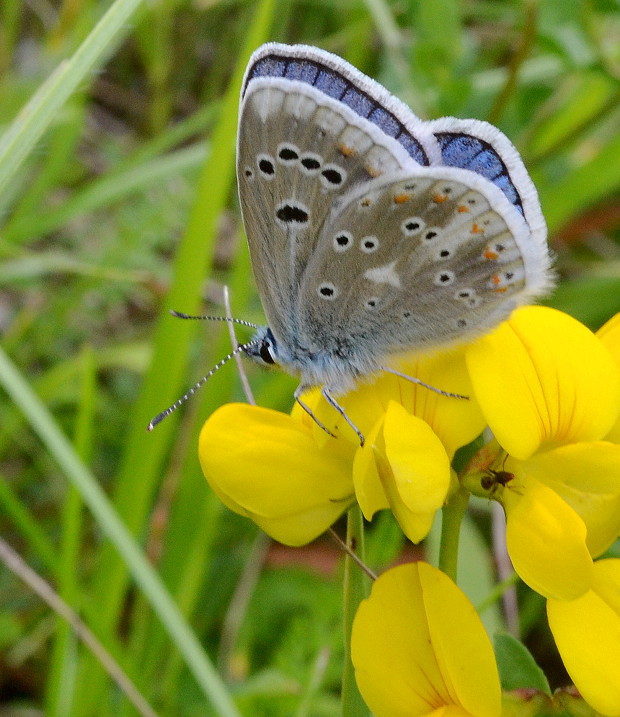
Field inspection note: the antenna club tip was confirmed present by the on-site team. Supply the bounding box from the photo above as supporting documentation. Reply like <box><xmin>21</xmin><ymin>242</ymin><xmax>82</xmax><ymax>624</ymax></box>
<box><xmin>147</xmin><ymin>414</ymin><xmax>165</xmax><ymax>430</ymax></box>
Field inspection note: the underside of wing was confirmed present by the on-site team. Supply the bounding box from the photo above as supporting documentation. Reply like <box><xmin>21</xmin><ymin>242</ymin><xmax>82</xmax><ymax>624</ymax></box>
<box><xmin>295</xmin><ymin>166</ymin><xmax>552</xmax><ymax>364</ymax></box>
<box><xmin>237</xmin><ymin>78</ymin><xmax>422</xmax><ymax>342</ymax></box>
<box><xmin>429</xmin><ymin>116</ymin><xmax>548</xmax><ymax>248</ymax></box>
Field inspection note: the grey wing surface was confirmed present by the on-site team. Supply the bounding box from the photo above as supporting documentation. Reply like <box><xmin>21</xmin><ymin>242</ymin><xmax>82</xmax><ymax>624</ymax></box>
<box><xmin>236</xmin><ymin>79</ymin><xmax>421</xmax><ymax>344</ymax></box>
<box><xmin>295</xmin><ymin>167</ymin><xmax>542</xmax><ymax>365</ymax></box>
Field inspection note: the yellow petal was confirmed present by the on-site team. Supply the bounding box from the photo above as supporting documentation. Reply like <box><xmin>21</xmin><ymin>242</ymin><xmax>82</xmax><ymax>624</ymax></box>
<box><xmin>385</xmin><ymin>348</ymin><xmax>487</xmax><ymax>458</ymax></box>
<box><xmin>466</xmin><ymin>306</ymin><xmax>620</xmax><ymax>459</ymax></box>
<box><xmin>352</xmin><ymin>418</ymin><xmax>390</xmax><ymax>520</ymax></box>
<box><xmin>598</xmin><ymin>312</ymin><xmax>620</xmax><ymax>348</ymax></box>
<box><xmin>598</xmin><ymin>313</ymin><xmax>620</xmax><ymax>443</ymax></box>
<box><xmin>291</xmin><ymin>387</ymin><xmax>358</xmax><ymax>456</ymax></box>
<box><xmin>505</xmin><ymin>479</ymin><xmax>593</xmax><ymax>599</ymax></box>
<box><xmin>295</xmin><ymin>383</ymin><xmax>385</xmax><ymax>447</ymax></box>
<box><xmin>520</xmin><ymin>443</ymin><xmax>620</xmax><ymax>557</ymax></box>
<box><xmin>418</xmin><ymin>563</ymin><xmax>502</xmax><ymax>717</ymax></box>
<box><xmin>351</xmin><ymin>563</ymin><xmax>500</xmax><ymax>717</ymax></box>
<box><xmin>383</xmin><ymin>403</ymin><xmax>451</xmax><ymax>514</ymax></box>
<box><xmin>388</xmin><ymin>495</ymin><xmax>436</xmax><ymax>546</ymax></box>
<box><xmin>547</xmin><ymin>559</ymin><xmax>620</xmax><ymax>716</ymax></box>
<box><xmin>199</xmin><ymin>404</ymin><xmax>353</xmax><ymax>545</ymax></box>
<box><xmin>308</xmin><ymin>349</ymin><xmax>485</xmax><ymax>457</ymax></box>
<box><xmin>592</xmin><ymin>559</ymin><xmax>620</xmax><ymax>615</ymax></box>
<box><xmin>381</xmin><ymin>403</ymin><xmax>451</xmax><ymax>543</ymax></box>
<box><xmin>252</xmin><ymin>503</ymin><xmax>351</xmax><ymax>547</ymax></box>
<box><xmin>352</xmin><ymin>563</ymin><xmax>446</xmax><ymax>716</ymax></box>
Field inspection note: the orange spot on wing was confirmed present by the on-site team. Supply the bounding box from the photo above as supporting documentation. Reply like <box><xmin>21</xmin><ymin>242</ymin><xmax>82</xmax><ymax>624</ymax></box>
<box><xmin>433</xmin><ymin>193</ymin><xmax>448</xmax><ymax>203</ymax></box>
<box><xmin>365</xmin><ymin>165</ymin><xmax>383</xmax><ymax>178</ymax></box>
<box><xmin>457</xmin><ymin>204</ymin><xmax>470</xmax><ymax>213</ymax></box>
<box><xmin>338</xmin><ymin>143</ymin><xmax>357</xmax><ymax>157</ymax></box>
<box><xmin>491</xmin><ymin>274</ymin><xmax>507</xmax><ymax>292</ymax></box>
<box><xmin>471</xmin><ymin>223</ymin><xmax>484</xmax><ymax>234</ymax></box>
<box><xmin>393</xmin><ymin>193</ymin><xmax>411</xmax><ymax>204</ymax></box>
<box><xmin>484</xmin><ymin>248</ymin><xmax>499</xmax><ymax>260</ymax></box>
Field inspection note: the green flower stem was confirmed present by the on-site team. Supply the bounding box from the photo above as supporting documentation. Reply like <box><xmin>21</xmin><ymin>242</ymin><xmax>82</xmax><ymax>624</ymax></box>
<box><xmin>438</xmin><ymin>486</ymin><xmax>469</xmax><ymax>582</ymax></box>
<box><xmin>477</xmin><ymin>572</ymin><xmax>520</xmax><ymax>615</ymax></box>
<box><xmin>341</xmin><ymin>506</ymin><xmax>370</xmax><ymax>717</ymax></box>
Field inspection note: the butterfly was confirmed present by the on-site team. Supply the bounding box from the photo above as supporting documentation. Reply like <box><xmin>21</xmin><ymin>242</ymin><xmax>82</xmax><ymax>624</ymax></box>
<box><xmin>150</xmin><ymin>43</ymin><xmax>553</xmax><ymax>443</ymax></box>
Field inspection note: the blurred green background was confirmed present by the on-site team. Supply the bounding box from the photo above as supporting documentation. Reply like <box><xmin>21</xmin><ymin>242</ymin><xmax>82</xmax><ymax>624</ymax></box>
<box><xmin>1</xmin><ymin>0</ymin><xmax>619</xmax><ymax>714</ymax></box>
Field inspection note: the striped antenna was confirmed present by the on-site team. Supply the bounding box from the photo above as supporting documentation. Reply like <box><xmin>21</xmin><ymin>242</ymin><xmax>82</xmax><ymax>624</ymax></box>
<box><xmin>147</xmin><ymin>338</ymin><xmax>260</xmax><ymax>431</ymax></box>
<box><xmin>169</xmin><ymin>310</ymin><xmax>259</xmax><ymax>329</ymax></box>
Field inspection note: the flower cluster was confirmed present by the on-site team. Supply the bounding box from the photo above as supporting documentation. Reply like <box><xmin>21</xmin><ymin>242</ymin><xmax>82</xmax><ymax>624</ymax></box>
<box><xmin>199</xmin><ymin>307</ymin><xmax>620</xmax><ymax>716</ymax></box>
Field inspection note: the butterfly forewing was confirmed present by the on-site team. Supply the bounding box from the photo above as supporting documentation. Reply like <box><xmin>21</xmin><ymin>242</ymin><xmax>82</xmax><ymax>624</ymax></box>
<box><xmin>297</xmin><ymin>168</ymin><xmax>532</xmax><ymax>358</ymax></box>
<box><xmin>237</xmin><ymin>79</ymin><xmax>416</xmax><ymax>346</ymax></box>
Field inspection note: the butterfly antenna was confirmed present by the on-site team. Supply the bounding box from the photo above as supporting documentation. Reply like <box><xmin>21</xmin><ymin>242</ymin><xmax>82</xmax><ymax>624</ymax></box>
<box><xmin>147</xmin><ymin>339</ymin><xmax>260</xmax><ymax>431</ymax></box>
<box><xmin>170</xmin><ymin>310</ymin><xmax>259</xmax><ymax>330</ymax></box>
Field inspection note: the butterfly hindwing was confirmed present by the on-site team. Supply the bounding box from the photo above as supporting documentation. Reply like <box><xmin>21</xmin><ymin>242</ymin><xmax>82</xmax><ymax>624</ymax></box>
<box><xmin>296</xmin><ymin>167</ymin><xmax>534</xmax><ymax>359</ymax></box>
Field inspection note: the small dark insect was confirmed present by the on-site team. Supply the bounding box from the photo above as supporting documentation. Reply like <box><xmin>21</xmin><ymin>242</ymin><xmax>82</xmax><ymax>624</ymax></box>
<box><xmin>481</xmin><ymin>468</ymin><xmax>514</xmax><ymax>492</ymax></box>
<box><xmin>480</xmin><ymin>454</ymin><xmax>516</xmax><ymax>497</ymax></box>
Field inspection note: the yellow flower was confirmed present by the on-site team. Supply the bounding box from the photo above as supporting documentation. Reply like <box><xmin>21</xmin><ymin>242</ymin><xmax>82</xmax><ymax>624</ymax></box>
<box><xmin>343</xmin><ymin>349</ymin><xmax>485</xmax><ymax>543</ymax></box>
<box><xmin>353</xmin><ymin>402</ymin><xmax>453</xmax><ymax>543</ymax></box>
<box><xmin>351</xmin><ymin>562</ymin><xmax>501</xmax><ymax>717</ymax></box>
<box><xmin>547</xmin><ymin>559</ymin><xmax>620</xmax><ymax>716</ymax></box>
<box><xmin>198</xmin><ymin>349</ymin><xmax>485</xmax><ymax>546</ymax></box>
<box><xmin>598</xmin><ymin>312</ymin><xmax>620</xmax><ymax>443</ymax></box>
<box><xmin>466</xmin><ymin>306</ymin><xmax>619</xmax><ymax>459</ymax></box>
<box><xmin>466</xmin><ymin>306</ymin><xmax>620</xmax><ymax>600</ymax></box>
<box><xmin>198</xmin><ymin>403</ymin><xmax>354</xmax><ymax>546</ymax></box>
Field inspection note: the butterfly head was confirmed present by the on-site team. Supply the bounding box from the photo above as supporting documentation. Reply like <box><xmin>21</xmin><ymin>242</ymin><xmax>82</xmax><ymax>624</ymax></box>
<box><xmin>245</xmin><ymin>326</ymin><xmax>279</xmax><ymax>367</ymax></box>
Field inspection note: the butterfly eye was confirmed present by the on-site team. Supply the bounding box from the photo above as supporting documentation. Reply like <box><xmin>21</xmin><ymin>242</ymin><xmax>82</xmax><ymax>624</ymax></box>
<box><xmin>259</xmin><ymin>340</ymin><xmax>276</xmax><ymax>365</ymax></box>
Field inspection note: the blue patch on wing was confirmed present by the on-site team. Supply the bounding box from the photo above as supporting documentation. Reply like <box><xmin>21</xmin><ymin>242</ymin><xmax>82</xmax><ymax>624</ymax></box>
<box><xmin>246</xmin><ymin>53</ymin><xmax>430</xmax><ymax>166</ymax></box>
<box><xmin>435</xmin><ymin>132</ymin><xmax>523</xmax><ymax>215</ymax></box>
<box><xmin>368</xmin><ymin>106</ymin><xmax>401</xmax><ymax>138</ymax></box>
<box><xmin>340</xmin><ymin>88</ymin><xmax>374</xmax><ymax>119</ymax></box>
<box><xmin>315</xmin><ymin>69</ymin><xmax>347</xmax><ymax>98</ymax></box>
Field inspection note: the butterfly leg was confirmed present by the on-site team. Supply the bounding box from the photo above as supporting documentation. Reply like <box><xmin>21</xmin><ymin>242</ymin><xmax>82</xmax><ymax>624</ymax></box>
<box><xmin>321</xmin><ymin>387</ymin><xmax>365</xmax><ymax>447</ymax></box>
<box><xmin>294</xmin><ymin>385</ymin><xmax>337</xmax><ymax>439</ymax></box>
<box><xmin>380</xmin><ymin>366</ymin><xmax>469</xmax><ymax>400</ymax></box>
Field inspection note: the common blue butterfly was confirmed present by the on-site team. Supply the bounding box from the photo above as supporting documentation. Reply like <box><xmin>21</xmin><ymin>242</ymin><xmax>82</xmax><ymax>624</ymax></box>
<box><xmin>150</xmin><ymin>43</ymin><xmax>553</xmax><ymax>442</ymax></box>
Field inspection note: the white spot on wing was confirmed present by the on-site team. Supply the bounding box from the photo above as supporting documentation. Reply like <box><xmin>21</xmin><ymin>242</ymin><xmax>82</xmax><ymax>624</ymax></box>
<box><xmin>364</xmin><ymin>261</ymin><xmax>401</xmax><ymax>288</ymax></box>
<box><xmin>316</xmin><ymin>106</ymin><xmax>346</xmax><ymax>134</ymax></box>
<box><xmin>284</xmin><ymin>92</ymin><xmax>317</xmax><ymax>121</ymax></box>
<box><xmin>339</xmin><ymin>126</ymin><xmax>373</xmax><ymax>155</ymax></box>
<box><xmin>364</xmin><ymin>145</ymin><xmax>402</xmax><ymax>177</ymax></box>
<box><xmin>251</xmin><ymin>87</ymin><xmax>285</xmax><ymax>121</ymax></box>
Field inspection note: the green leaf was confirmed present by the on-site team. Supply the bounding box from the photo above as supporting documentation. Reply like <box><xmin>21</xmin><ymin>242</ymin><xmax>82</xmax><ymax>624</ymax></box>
<box><xmin>494</xmin><ymin>632</ymin><xmax>551</xmax><ymax>694</ymax></box>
